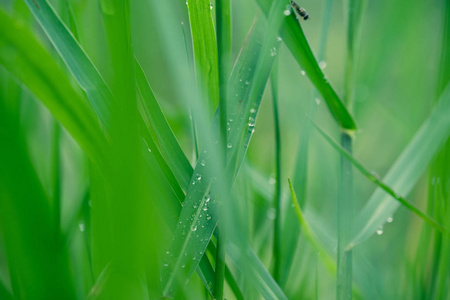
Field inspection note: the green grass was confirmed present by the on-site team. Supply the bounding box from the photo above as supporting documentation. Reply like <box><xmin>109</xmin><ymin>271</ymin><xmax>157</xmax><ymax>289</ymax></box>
<box><xmin>0</xmin><ymin>0</ymin><xmax>449</xmax><ymax>299</ymax></box>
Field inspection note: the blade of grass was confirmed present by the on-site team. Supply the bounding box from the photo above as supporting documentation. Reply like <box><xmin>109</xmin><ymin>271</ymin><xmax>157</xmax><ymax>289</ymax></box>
<box><xmin>255</xmin><ymin>0</ymin><xmax>357</xmax><ymax>130</ymax></box>
<box><xmin>288</xmin><ymin>179</ymin><xmax>336</xmax><ymax>273</ymax></box>
<box><xmin>24</xmin><ymin>0</ymin><xmax>113</xmax><ymax>127</ymax></box>
<box><xmin>309</xmin><ymin>118</ymin><xmax>450</xmax><ymax>244</ymax></box>
<box><xmin>187</xmin><ymin>0</ymin><xmax>220</xmax><ymax>120</ymax></box>
<box><xmin>270</xmin><ymin>57</ymin><xmax>283</xmax><ymax>283</ymax></box>
<box><xmin>214</xmin><ymin>1</ymin><xmax>232</xmax><ymax>297</ymax></box>
<box><xmin>0</xmin><ymin>9</ymin><xmax>107</xmax><ymax>165</ymax></box>
<box><xmin>135</xmin><ymin>59</ymin><xmax>193</xmax><ymax>191</ymax></box>
<box><xmin>0</xmin><ymin>99</ymin><xmax>76</xmax><ymax>299</ymax></box>
<box><xmin>282</xmin><ymin>0</ymin><xmax>336</xmax><ymax>286</ymax></box>
<box><xmin>162</xmin><ymin>13</ymin><xmax>284</xmax><ymax>297</ymax></box>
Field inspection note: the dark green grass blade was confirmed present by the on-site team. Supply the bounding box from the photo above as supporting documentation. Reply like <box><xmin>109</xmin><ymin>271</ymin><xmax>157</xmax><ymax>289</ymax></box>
<box><xmin>270</xmin><ymin>58</ymin><xmax>283</xmax><ymax>283</ymax></box>
<box><xmin>0</xmin><ymin>99</ymin><xmax>76</xmax><ymax>299</ymax></box>
<box><xmin>135</xmin><ymin>60</ymin><xmax>193</xmax><ymax>191</ymax></box>
<box><xmin>310</xmin><ymin>117</ymin><xmax>450</xmax><ymax>245</ymax></box>
<box><xmin>187</xmin><ymin>0</ymin><xmax>220</xmax><ymax>117</ymax></box>
<box><xmin>0</xmin><ymin>9</ymin><xmax>107</xmax><ymax>165</ymax></box>
<box><xmin>255</xmin><ymin>0</ymin><xmax>357</xmax><ymax>130</ymax></box>
<box><xmin>24</xmin><ymin>0</ymin><xmax>113</xmax><ymax>127</ymax></box>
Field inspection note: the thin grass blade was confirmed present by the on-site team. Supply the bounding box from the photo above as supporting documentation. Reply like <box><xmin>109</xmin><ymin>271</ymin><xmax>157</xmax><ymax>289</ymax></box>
<box><xmin>255</xmin><ymin>0</ymin><xmax>357</xmax><ymax>130</ymax></box>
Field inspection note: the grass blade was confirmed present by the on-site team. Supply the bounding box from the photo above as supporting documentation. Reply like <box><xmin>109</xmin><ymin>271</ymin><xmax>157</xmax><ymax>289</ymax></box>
<box><xmin>24</xmin><ymin>0</ymin><xmax>113</xmax><ymax>127</ymax></box>
<box><xmin>0</xmin><ymin>9</ymin><xmax>107</xmax><ymax>164</ymax></box>
<box><xmin>162</xmin><ymin>13</ymin><xmax>282</xmax><ymax>296</ymax></box>
<box><xmin>255</xmin><ymin>0</ymin><xmax>357</xmax><ymax>130</ymax></box>
<box><xmin>187</xmin><ymin>0</ymin><xmax>220</xmax><ymax>118</ymax></box>
<box><xmin>309</xmin><ymin>113</ymin><xmax>450</xmax><ymax>245</ymax></box>
<box><xmin>136</xmin><ymin>59</ymin><xmax>193</xmax><ymax>191</ymax></box>
<box><xmin>288</xmin><ymin>179</ymin><xmax>336</xmax><ymax>272</ymax></box>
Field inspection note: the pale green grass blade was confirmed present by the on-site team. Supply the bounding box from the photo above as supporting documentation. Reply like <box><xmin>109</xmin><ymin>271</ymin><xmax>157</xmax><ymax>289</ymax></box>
<box><xmin>135</xmin><ymin>60</ymin><xmax>193</xmax><ymax>191</ymax></box>
<box><xmin>24</xmin><ymin>0</ymin><xmax>113</xmax><ymax>126</ymax></box>
<box><xmin>227</xmin><ymin>245</ymin><xmax>288</xmax><ymax>300</ymax></box>
<box><xmin>0</xmin><ymin>9</ymin><xmax>106</xmax><ymax>164</ymax></box>
<box><xmin>187</xmin><ymin>0</ymin><xmax>220</xmax><ymax>117</ymax></box>
<box><xmin>308</xmin><ymin>84</ymin><xmax>450</xmax><ymax>244</ymax></box>
<box><xmin>255</xmin><ymin>0</ymin><xmax>357</xmax><ymax>130</ymax></box>
<box><xmin>350</xmin><ymin>82</ymin><xmax>450</xmax><ymax>246</ymax></box>
<box><xmin>312</xmin><ymin>120</ymin><xmax>448</xmax><ymax>236</ymax></box>
<box><xmin>288</xmin><ymin>179</ymin><xmax>336</xmax><ymax>273</ymax></box>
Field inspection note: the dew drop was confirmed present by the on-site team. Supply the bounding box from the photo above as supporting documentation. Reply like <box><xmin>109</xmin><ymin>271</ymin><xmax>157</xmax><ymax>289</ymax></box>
<box><xmin>376</xmin><ymin>226</ymin><xmax>383</xmax><ymax>235</ymax></box>
<box><xmin>270</xmin><ymin>47</ymin><xmax>277</xmax><ymax>57</ymax></box>
<box><xmin>387</xmin><ymin>217</ymin><xmax>394</xmax><ymax>223</ymax></box>
<box><xmin>210</xmin><ymin>3</ymin><xmax>213</xmax><ymax>10</ymax></box>
<box><xmin>301</xmin><ymin>70</ymin><xmax>306</xmax><ymax>76</ymax></box>
<box><xmin>195</xmin><ymin>173</ymin><xmax>202</xmax><ymax>181</ymax></box>
<box><xmin>78</xmin><ymin>223</ymin><xmax>85</xmax><ymax>232</ymax></box>
<box><xmin>227</xmin><ymin>143</ymin><xmax>232</xmax><ymax>149</ymax></box>
<box><xmin>315</xmin><ymin>98</ymin><xmax>321</xmax><ymax>105</ymax></box>
<box><xmin>250</xmin><ymin>108</ymin><xmax>256</xmax><ymax>114</ymax></box>
<box><xmin>283</xmin><ymin>9</ymin><xmax>291</xmax><ymax>16</ymax></box>
<box><xmin>269</xmin><ymin>177</ymin><xmax>276</xmax><ymax>185</ymax></box>
<box><xmin>200</xmin><ymin>160</ymin><xmax>206</xmax><ymax>167</ymax></box>
<box><xmin>191</xmin><ymin>225</ymin><xmax>198</xmax><ymax>231</ymax></box>
<box><xmin>319</xmin><ymin>61</ymin><xmax>327</xmax><ymax>70</ymax></box>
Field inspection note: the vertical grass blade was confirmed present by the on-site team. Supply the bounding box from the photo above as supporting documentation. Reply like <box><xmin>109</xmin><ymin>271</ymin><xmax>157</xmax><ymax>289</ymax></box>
<box><xmin>186</xmin><ymin>0</ymin><xmax>220</xmax><ymax>119</ymax></box>
<box><xmin>270</xmin><ymin>58</ymin><xmax>282</xmax><ymax>283</ymax></box>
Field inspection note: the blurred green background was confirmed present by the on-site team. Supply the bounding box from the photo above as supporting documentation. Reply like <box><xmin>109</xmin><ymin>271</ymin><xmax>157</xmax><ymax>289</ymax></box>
<box><xmin>0</xmin><ymin>0</ymin><xmax>448</xmax><ymax>299</ymax></box>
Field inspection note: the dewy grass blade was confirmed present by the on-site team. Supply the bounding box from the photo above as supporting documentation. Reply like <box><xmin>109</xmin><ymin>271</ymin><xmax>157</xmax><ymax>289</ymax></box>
<box><xmin>255</xmin><ymin>0</ymin><xmax>357</xmax><ymax>130</ymax></box>
<box><xmin>162</xmin><ymin>13</ymin><xmax>284</xmax><ymax>297</ymax></box>
<box><xmin>310</xmin><ymin>118</ymin><xmax>450</xmax><ymax>245</ymax></box>
<box><xmin>24</xmin><ymin>0</ymin><xmax>113</xmax><ymax>127</ymax></box>
<box><xmin>0</xmin><ymin>9</ymin><xmax>107</xmax><ymax>165</ymax></box>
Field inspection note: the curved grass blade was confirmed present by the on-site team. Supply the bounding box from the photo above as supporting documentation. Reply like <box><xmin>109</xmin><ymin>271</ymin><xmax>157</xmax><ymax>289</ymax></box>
<box><xmin>0</xmin><ymin>9</ymin><xmax>107</xmax><ymax>164</ymax></box>
<box><xmin>135</xmin><ymin>60</ymin><xmax>193</xmax><ymax>191</ymax></box>
<box><xmin>24</xmin><ymin>0</ymin><xmax>113</xmax><ymax>127</ymax></box>
<box><xmin>255</xmin><ymin>0</ymin><xmax>357</xmax><ymax>130</ymax></box>
<box><xmin>309</xmin><ymin>95</ymin><xmax>450</xmax><ymax>245</ymax></box>
<box><xmin>288</xmin><ymin>179</ymin><xmax>336</xmax><ymax>273</ymax></box>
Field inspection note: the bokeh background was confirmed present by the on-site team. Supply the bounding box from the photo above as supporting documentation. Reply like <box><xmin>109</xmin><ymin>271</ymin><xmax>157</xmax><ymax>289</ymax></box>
<box><xmin>0</xmin><ymin>0</ymin><xmax>448</xmax><ymax>299</ymax></box>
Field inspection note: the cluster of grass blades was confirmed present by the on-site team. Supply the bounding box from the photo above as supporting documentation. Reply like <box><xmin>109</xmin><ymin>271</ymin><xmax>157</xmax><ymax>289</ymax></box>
<box><xmin>0</xmin><ymin>0</ymin><xmax>449</xmax><ymax>299</ymax></box>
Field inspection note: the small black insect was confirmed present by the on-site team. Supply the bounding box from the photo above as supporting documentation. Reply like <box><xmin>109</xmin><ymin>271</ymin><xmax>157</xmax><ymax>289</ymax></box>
<box><xmin>290</xmin><ymin>1</ymin><xmax>309</xmax><ymax>21</ymax></box>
